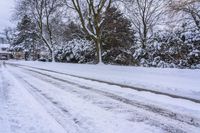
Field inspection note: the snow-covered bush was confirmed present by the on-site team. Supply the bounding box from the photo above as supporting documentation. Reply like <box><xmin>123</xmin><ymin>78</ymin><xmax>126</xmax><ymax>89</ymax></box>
<box><xmin>134</xmin><ymin>27</ymin><xmax>200</xmax><ymax>69</ymax></box>
<box><xmin>55</xmin><ymin>39</ymin><xmax>95</xmax><ymax>63</ymax></box>
<box><xmin>102</xmin><ymin>49</ymin><xmax>135</xmax><ymax>65</ymax></box>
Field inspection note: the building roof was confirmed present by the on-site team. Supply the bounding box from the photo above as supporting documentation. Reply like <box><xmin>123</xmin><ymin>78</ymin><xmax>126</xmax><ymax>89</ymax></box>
<box><xmin>0</xmin><ymin>51</ymin><xmax>11</xmax><ymax>54</ymax></box>
<box><xmin>0</xmin><ymin>43</ymin><xmax>10</xmax><ymax>48</ymax></box>
<box><xmin>0</xmin><ymin>43</ymin><xmax>11</xmax><ymax>54</ymax></box>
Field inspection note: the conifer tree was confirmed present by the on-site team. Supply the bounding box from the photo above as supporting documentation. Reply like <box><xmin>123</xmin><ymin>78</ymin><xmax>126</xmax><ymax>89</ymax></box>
<box><xmin>101</xmin><ymin>7</ymin><xmax>135</xmax><ymax>65</ymax></box>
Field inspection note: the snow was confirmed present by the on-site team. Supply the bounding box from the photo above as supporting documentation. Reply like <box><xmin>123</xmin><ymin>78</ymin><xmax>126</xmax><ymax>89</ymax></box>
<box><xmin>8</xmin><ymin>60</ymin><xmax>200</xmax><ymax>100</ymax></box>
<box><xmin>14</xmin><ymin>63</ymin><xmax>200</xmax><ymax>119</ymax></box>
<box><xmin>0</xmin><ymin>43</ymin><xmax>10</xmax><ymax>47</ymax></box>
<box><xmin>1</xmin><ymin>60</ymin><xmax>200</xmax><ymax>133</ymax></box>
<box><xmin>0</xmin><ymin>64</ymin><xmax>67</xmax><ymax>133</ymax></box>
<box><xmin>0</xmin><ymin>43</ymin><xmax>10</xmax><ymax>54</ymax></box>
<box><xmin>8</xmin><ymin>66</ymin><xmax>164</xmax><ymax>133</ymax></box>
<box><xmin>56</xmin><ymin>39</ymin><xmax>94</xmax><ymax>63</ymax></box>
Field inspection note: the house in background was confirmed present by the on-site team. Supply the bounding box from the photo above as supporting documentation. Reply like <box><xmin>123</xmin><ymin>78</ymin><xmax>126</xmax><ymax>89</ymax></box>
<box><xmin>0</xmin><ymin>37</ymin><xmax>12</xmax><ymax>60</ymax></box>
<box><xmin>0</xmin><ymin>43</ymin><xmax>11</xmax><ymax>60</ymax></box>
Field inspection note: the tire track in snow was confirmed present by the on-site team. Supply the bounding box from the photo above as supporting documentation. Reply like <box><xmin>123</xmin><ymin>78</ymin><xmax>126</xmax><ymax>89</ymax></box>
<box><xmin>8</xmin><ymin>67</ymin><xmax>97</xmax><ymax>133</ymax></box>
<box><xmin>6</xmin><ymin>63</ymin><xmax>200</xmax><ymax>104</ymax></box>
<box><xmin>0</xmin><ymin>63</ymin><xmax>11</xmax><ymax>133</ymax></box>
<box><xmin>8</xmin><ymin>64</ymin><xmax>200</xmax><ymax>133</ymax></box>
<box><xmin>16</xmin><ymin>65</ymin><xmax>200</xmax><ymax>127</ymax></box>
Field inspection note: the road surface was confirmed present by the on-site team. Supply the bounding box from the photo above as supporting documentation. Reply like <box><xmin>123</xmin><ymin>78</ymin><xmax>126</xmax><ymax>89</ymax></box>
<box><xmin>1</xmin><ymin>61</ymin><xmax>200</xmax><ymax>133</ymax></box>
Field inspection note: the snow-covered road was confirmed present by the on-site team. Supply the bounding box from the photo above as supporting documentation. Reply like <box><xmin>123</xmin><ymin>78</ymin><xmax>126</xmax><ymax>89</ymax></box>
<box><xmin>0</xmin><ymin>63</ymin><xmax>67</xmax><ymax>133</ymax></box>
<box><xmin>1</xmin><ymin>61</ymin><xmax>200</xmax><ymax>133</ymax></box>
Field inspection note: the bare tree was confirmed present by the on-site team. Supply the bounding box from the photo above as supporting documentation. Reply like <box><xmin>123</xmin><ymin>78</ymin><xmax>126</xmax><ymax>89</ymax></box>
<box><xmin>169</xmin><ymin>0</ymin><xmax>200</xmax><ymax>30</ymax></box>
<box><xmin>66</xmin><ymin>0</ymin><xmax>112</xmax><ymax>64</ymax></box>
<box><xmin>122</xmin><ymin>0</ymin><xmax>166</xmax><ymax>49</ymax></box>
<box><xmin>15</xmin><ymin>0</ymin><xmax>63</xmax><ymax>62</ymax></box>
<box><xmin>1</xmin><ymin>27</ymin><xmax>15</xmax><ymax>44</ymax></box>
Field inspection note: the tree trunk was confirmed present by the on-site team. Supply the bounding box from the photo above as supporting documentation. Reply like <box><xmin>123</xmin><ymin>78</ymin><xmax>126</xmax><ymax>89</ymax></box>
<box><xmin>51</xmin><ymin>47</ymin><xmax>55</xmax><ymax>62</ymax></box>
<box><xmin>96</xmin><ymin>38</ymin><xmax>103</xmax><ymax>64</ymax></box>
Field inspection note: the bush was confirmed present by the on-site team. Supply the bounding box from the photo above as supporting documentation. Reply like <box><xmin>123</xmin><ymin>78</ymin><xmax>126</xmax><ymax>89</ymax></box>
<box><xmin>55</xmin><ymin>39</ymin><xmax>95</xmax><ymax>63</ymax></box>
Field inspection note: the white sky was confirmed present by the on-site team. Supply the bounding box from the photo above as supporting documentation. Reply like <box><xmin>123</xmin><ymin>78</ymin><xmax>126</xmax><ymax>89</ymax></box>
<box><xmin>0</xmin><ymin>0</ymin><xmax>15</xmax><ymax>32</ymax></box>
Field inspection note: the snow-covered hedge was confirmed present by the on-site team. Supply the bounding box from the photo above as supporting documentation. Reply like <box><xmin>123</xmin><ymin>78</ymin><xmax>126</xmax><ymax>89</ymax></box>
<box><xmin>132</xmin><ymin>28</ymin><xmax>200</xmax><ymax>69</ymax></box>
<box><xmin>55</xmin><ymin>39</ymin><xmax>95</xmax><ymax>63</ymax></box>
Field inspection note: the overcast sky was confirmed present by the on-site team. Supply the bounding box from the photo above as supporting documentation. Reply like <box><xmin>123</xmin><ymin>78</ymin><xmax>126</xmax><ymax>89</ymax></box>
<box><xmin>0</xmin><ymin>0</ymin><xmax>15</xmax><ymax>32</ymax></box>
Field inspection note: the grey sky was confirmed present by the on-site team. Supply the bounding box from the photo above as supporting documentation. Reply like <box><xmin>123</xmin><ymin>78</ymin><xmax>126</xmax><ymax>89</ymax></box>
<box><xmin>0</xmin><ymin>0</ymin><xmax>15</xmax><ymax>32</ymax></box>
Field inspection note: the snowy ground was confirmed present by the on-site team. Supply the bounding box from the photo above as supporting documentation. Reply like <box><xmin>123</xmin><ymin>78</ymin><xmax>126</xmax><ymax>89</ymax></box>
<box><xmin>7</xmin><ymin>60</ymin><xmax>200</xmax><ymax>100</ymax></box>
<box><xmin>1</xmin><ymin>60</ymin><xmax>200</xmax><ymax>133</ymax></box>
